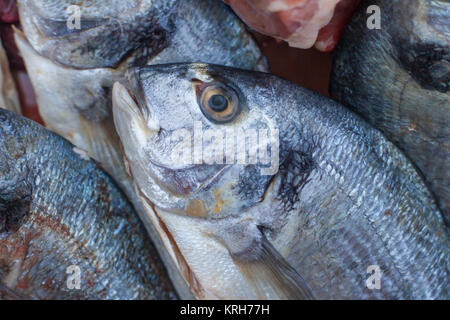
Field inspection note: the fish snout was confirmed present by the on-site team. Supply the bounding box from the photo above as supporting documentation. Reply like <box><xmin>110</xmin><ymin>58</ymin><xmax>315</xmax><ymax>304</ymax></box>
<box><xmin>112</xmin><ymin>81</ymin><xmax>160</xmax><ymax>134</ymax></box>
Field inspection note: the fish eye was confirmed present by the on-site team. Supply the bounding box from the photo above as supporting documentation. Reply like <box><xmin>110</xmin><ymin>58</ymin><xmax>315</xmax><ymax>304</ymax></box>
<box><xmin>208</xmin><ymin>94</ymin><xmax>228</xmax><ymax>112</ymax></box>
<box><xmin>197</xmin><ymin>82</ymin><xmax>240</xmax><ymax>123</ymax></box>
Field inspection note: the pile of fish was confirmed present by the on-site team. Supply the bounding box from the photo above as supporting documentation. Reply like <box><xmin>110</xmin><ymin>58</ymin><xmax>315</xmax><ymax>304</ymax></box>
<box><xmin>0</xmin><ymin>0</ymin><xmax>448</xmax><ymax>300</ymax></box>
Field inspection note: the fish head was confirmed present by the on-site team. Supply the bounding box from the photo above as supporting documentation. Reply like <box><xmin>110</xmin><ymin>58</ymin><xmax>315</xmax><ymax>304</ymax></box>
<box><xmin>113</xmin><ymin>63</ymin><xmax>316</xmax><ymax>299</ymax></box>
<box><xmin>113</xmin><ymin>63</ymin><xmax>280</xmax><ymax>219</ymax></box>
<box><xmin>17</xmin><ymin>0</ymin><xmax>173</xmax><ymax>68</ymax></box>
<box><xmin>17</xmin><ymin>0</ymin><xmax>268</xmax><ymax>71</ymax></box>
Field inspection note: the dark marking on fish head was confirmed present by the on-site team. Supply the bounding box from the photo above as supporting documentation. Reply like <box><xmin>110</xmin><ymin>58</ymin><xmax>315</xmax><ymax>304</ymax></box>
<box><xmin>274</xmin><ymin>149</ymin><xmax>315</xmax><ymax>211</ymax></box>
<box><xmin>396</xmin><ymin>42</ymin><xmax>450</xmax><ymax>93</ymax></box>
<box><xmin>391</xmin><ymin>0</ymin><xmax>450</xmax><ymax>93</ymax></box>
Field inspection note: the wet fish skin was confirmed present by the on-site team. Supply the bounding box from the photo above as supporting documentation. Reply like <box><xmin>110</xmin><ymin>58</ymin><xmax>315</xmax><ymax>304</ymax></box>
<box><xmin>17</xmin><ymin>0</ymin><xmax>172</xmax><ymax>69</ymax></box>
<box><xmin>18</xmin><ymin>0</ymin><xmax>267</xmax><ymax>70</ymax></box>
<box><xmin>330</xmin><ymin>0</ymin><xmax>450</xmax><ymax>224</ymax></box>
<box><xmin>15</xmin><ymin>0</ymin><xmax>268</xmax><ymax>191</ymax></box>
<box><xmin>113</xmin><ymin>63</ymin><xmax>449</xmax><ymax>299</ymax></box>
<box><xmin>15</xmin><ymin>0</ymin><xmax>268</xmax><ymax>298</ymax></box>
<box><xmin>0</xmin><ymin>109</ymin><xmax>176</xmax><ymax>300</ymax></box>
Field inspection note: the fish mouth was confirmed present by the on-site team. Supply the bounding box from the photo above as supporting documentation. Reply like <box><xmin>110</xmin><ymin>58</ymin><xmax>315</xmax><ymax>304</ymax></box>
<box><xmin>112</xmin><ymin>81</ymin><xmax>160</xmax><ymax>134</ymax></box>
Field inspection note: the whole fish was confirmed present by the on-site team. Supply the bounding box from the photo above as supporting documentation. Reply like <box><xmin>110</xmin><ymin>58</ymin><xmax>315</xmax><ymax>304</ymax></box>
<box><xmin>113</xmin><ymin>63</ymin><xmax>449</xmax><ymax>299</ymax></box>
<box><xmin>0</xmin><ymin>109</ymin><xmax>176</xmax><ymax>300</ymax></box>
<box><xmin>15</xmin><ymin>0</ymin><xmax>268</xmax><ymax>297</ymax></box>
<box><xmin>330</xmin><ymin>0</ymin><xmax>450</xmax><ymax>224</ymax></box>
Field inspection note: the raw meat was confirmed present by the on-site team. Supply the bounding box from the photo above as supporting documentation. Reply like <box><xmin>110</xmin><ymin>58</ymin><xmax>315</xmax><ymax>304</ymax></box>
<box><xmin>224</xmin><ymin>0</ymin><xmax>360</xmax><ymax>52</ymax></box>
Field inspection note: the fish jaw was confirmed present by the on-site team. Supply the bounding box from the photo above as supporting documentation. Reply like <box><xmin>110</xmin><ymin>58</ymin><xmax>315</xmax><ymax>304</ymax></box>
<box><xmin>112</xmin><ymin>85</ymin><xmax>239</xmax><ymax>298</ymax></box>
<box><xmin>135</xmin><ymin>194</ymin><xmax>253</xmax><ymax>299</ymax></box>
<box><xmin>112</xmin><ymin>81</ymin><xmax>182</xmax><ymax>208</ymax></box>
<box><xmin>112</xmin><ymin>81</ymin><xmax>158</xmax><ymax>149</ymax></box>
<box><xmin>136</xmin><ymin>187</ymin><xmax>314</xmax><ymax>300</ymax></box>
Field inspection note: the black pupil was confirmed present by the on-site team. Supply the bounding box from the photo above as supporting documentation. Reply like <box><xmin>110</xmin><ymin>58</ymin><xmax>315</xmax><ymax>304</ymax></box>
<box><xmin>208</xmin><ymin>94</ymin><xmax>228</xmax><ymax>112</ymax></box>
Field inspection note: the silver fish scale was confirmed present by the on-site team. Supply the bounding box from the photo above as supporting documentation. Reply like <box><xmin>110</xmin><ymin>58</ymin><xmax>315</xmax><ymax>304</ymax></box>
<box><xmin>330</xmin><ymin>0</ymin><xmax>450</xmax><ymax>222</ymax></box>
<box><xmin>145</xmin><ymin>0</ymin><xmax>267</xmax><ymax>70</ymax></box>
<box><xmin>29</xmin><ymin>162</ymin><xmax>151</xmax><ymax>299</ymax></box>
<box><xmin>0</xmin><ymin>110</ymin><xmax>175</xmax><ymax>299</ymax></box>
<box><xmin>264</xmin><ymin>80</ymin><xmax>449</xmax><ymax>299</ymax></box>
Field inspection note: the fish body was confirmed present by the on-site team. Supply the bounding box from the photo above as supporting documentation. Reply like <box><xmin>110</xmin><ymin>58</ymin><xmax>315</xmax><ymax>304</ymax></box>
<box><xmin>15</xmin><ymin>0</ymin><xmax>268</xmax><ymax>297</ymax></box>
<box><xmin>113</xmin><ymin>63</ymin><xmax>449</xmax><ymax>299</ymax></box>
<box><xmin>330</xmin><ymin>0</ymin><xmax>450</xmax><ymax>224</ymax></box>
<box><xmin>0</xmin><ymin>109</ymin><xmax>176</xmax><ymax>300</ymax></box>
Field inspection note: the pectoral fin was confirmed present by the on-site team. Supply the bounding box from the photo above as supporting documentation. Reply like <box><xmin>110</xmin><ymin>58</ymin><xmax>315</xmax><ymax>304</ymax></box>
<box><xmin>232</xmin><ymin>233</ymin><xmax>315</xmax><ymax>300</ymax></box>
